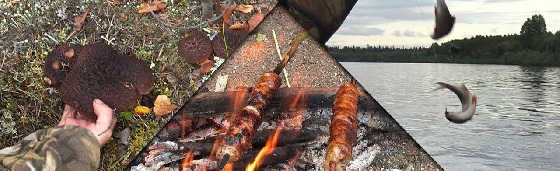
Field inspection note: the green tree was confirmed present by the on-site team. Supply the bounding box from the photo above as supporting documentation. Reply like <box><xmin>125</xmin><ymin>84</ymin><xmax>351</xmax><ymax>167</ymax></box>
<box><xmin>520</xmin><ymin>14</ymin><xmax>547</xmax><ymax>48</ymax></box>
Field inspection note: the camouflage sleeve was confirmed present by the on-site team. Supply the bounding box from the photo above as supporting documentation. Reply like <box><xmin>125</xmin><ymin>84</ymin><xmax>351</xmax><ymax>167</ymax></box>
<box><xmin>0</xmin><ymin>126</ymin><xmax>100</xmax><ymax>171</ymax></box>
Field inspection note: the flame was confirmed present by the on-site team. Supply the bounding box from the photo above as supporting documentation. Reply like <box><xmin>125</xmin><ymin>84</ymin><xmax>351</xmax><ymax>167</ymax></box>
<box><xmin>288</xmin><ymin>89</ymin><xmax>305</xmax><ymax>111</ymax></box>
<box><xmin>222</xmin><ymin>163</ymin><xmax>234</xmax><ymax>171</ymax></box>
<box><xmin>211</xmin><ymin>87</ymin><xmax>249</xmax><ymax>158</ymax></box>
<box><xmin>180</xmin><ymin>150</ymin><xmax>194</xmax><ymax>171</ymax></box>
<box><xmin>246</xmin><ymin>126</ymin><xmax>283</xmax><ymax>171</ymax></box>
<box><xmin>282</xmin><ymin>88</ymin><xmax>305</xmax><ymax>131</ymax></box>
<box><xmin>283</xmin><ymin>151</ymin><xmax>303</xmax><ymax>171</ymax></box>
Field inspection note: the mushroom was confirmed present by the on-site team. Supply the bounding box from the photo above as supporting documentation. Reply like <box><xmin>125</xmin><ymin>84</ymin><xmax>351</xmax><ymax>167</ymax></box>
<box><xmin>178</xmin><ymin>29</ymin><xmax>213</xmax><ymax>64</ymax></box>
<box><xmin>45</xmin><ymin>43</ymin><xmax>154</xmax><ymax>121</ymax></box>
<box><xmin>212</xmin><ymin>29</ymin><xmax>249</xmax><ymax>59</ymax></box>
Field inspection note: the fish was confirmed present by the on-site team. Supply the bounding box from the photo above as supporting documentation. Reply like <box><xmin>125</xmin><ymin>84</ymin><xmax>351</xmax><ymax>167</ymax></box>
<box><xmin>431</xmin><ymin>0</ymin><xmax>456</xmax><ymax>40</ymax></box>
<box><xmin>434</xmin><ymin>82</ymin><xmax>477</xmax><ymax>123</ymax></box>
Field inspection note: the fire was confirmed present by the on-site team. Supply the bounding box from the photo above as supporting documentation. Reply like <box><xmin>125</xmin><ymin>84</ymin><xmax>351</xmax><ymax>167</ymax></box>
<box><xmin>180</xmin><ymin>150</ymin><xmax>194</xmax><ymax>171</ymax></box>
<box><xmin>282</xmin><ymin>88</ymin><xmax>305</xmax><ymax>131</ymax></box>
<box><xmin>210</xmin><ymin>87</ymin><xmax>249</xmax><ymax>158</ymax></box>
<box><xmin>246</xmin><ymin>126</ymin><xmax>283</xmax><ymax>171</ymax></box>
<box><xmin>288</xmin><ymin>89</ymin><xmax>305</xmax><ymax>111</ymax></box>
<box><xmin>222</xmin><ymin>163</ymin><xmax>234</xmax><ymax>171</ymax></box>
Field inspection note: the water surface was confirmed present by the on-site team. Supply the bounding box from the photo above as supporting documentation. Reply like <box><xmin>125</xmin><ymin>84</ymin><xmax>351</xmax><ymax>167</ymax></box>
<box><xmin>341</xmin><ymin>62</ymin><xmax>560</xmax><ymax>171</ymax></box>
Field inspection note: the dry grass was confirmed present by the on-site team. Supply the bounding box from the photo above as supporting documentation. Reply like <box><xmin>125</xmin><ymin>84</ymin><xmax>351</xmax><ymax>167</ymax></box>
<box><xmin>0</xmin><ymin>0</ymin><xmax>219</xmax><ymax>170</ymax></box>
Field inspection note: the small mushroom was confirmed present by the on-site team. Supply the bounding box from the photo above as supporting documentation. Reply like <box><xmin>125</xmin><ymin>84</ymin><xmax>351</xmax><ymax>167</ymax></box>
<box><xmin>178</xmin><ymin>29</ymin><xmax>213</xmax><ymax>64</ymax></box>
<box><xmin>212</xmin><ymin>29</ymin><xmax>249</xmax><ymax>58</ymax></box>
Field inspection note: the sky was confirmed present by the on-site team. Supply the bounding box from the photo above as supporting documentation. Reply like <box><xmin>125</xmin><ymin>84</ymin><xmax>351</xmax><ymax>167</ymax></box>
<box><xmin>326</xmin><ymin>0</ymin><xmax>560</xmax><ymax>48</ymax></box>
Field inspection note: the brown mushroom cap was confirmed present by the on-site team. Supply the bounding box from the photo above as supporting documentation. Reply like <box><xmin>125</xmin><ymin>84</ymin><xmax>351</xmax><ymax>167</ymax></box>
<box><xmin>178</xmin><ymin>29</ymin><xmax>213</xmax><ymax>64</ymax></box>
<box><xmin>47</xmin><ymin>43</ymin><xmax>154</xmax><ymax>121</ymax></box>
<box><xmin>212</xmin><ymin>29</ymin><xmax>249</xmax><ymax>58</ymax></box>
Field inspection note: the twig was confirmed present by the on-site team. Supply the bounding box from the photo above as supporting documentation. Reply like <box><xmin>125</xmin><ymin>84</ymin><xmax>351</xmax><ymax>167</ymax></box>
<box><xmin>273</xmin><ymin>31</ymin><xmax>309</xmax><ymax>74</ymax></box>
<box><xmin>147</xmin><ymin>0</ymin><xmax>233</xmax><ymax>30</ymax></box>
<box><xmin>272</xmin><ymin>30</ymin><xmax>290</xmax><ymax>87</ymax></box>
<box><xmin>222</xmin><ymin>23</ymin><xmax>229</xmax><ymax>57</ymax></box>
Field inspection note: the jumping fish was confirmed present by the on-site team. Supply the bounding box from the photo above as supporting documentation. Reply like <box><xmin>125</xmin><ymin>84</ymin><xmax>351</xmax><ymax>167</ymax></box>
<box><xmin>431</xmin><ymin>0</ymin><xmax>455</xmax><ymax>40</ymax></box>
<box><xmin>434</xmin><ymin>82</ymin><xmax>477</xmax><ymax>123</ymax></box>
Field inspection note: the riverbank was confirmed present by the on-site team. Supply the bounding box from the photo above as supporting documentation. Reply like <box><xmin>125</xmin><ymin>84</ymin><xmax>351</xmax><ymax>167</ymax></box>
<box><xmin>328</xmin><ymin>20</ymin><xmax>560</xmax><ymax>67</ymax></box>
<box><xmin>329</xmin><ymin>47</ymin><xmax>560</xmax><ymax>67</ymax></box>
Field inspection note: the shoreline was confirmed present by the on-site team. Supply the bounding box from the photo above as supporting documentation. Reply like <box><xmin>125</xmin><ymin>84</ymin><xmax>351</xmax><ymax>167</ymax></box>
<box><xmin>336</xmin><ymin>59</ymin><xmax>560</xmax><ymax>68</ymax></box>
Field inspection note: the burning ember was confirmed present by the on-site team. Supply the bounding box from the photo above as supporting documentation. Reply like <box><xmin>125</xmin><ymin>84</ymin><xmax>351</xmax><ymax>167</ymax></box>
<box><xmin>181</xmin><ymin>150</ymin><xmax>194</xmax><ymax>170</ymax></box>
<box><xmin>222</xmin><ymin>163</ymin><xmax>233</xmax><ymax>171</ymax></box>
<box><xmin>246</xmin><ymin>126</ymin><xmax>283</xmax><ymax>171</ymax></box>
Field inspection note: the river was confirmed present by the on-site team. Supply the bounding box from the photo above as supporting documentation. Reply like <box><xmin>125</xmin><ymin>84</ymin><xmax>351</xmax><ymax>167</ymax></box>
<box><xmin>341</xmin><ymin>62</ymin><xmax>560</xmax><ymax>171</ymax></box>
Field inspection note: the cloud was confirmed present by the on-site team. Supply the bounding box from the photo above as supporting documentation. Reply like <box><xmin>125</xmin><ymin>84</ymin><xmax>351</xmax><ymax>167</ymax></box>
<box><xmin>336</xmin><ymin>25</ymin><xmax>385</xmax><ymax>36</ymax></box>
<box><xmin>484</xmin><ymin>0</ymin><xmax>525</xmax><ymax>3</ymax></box>
<box><xmin>393</xmin><ymin>31</ymin><xmax>401</xmax><ymax>36</ymax></box>
<box><xmin>393</xmin><ymin>30</ymin><xmax>427</xmax><ymax>37</ymax></box>
<box><xmin>327</xmin><ymin>0</ymin><xmax>560</xmax><ymax>47</ymax></box>
<box><xmin>356</xmin><ymin>0</ymin><xmax>432</xmax><ymax>9</ymax></box>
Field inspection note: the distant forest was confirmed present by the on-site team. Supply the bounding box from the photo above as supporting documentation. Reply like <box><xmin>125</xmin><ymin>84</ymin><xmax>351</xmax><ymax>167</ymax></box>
<box><xmin>328</xmin><ymin>14</ymin><xmax>560</xmax><ymax>66</ymax></box>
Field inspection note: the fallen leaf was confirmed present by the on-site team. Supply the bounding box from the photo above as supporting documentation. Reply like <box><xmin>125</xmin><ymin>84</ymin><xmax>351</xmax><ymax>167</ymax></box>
<box><xmin>247</xmin><ymin>12</ymin><xmax>265</xmax><ymax>32</ymax></box>
<box><xmin>235</xmin><ymin>4</ymin><xmax>253</xmax><ymax>14</ymax></box>
<box><xmin>222</xmin><ymin>4</ymin><xmax>235</xmax><ymax>24</ymax></box>
<box><xmin>73</xmin><ymin>9</ymin><xmax>90</xmax><ymax>33</ymax></box>
<box><xmin>134</xmin><ymin>105</ymin><xmax>151</xmax><ymax>115</ymax></box>
<box><xmin>153</xmin><ymin>95</ymin><xmax>178</xmax><ymax>116</ymax></box>
<box><xmin>138</xmin><ymin>0</ymin><xmax>167</xmax><ymax>14</ymax></box>
<box><xmin>119</xmin><ymin>111</ymin><xmax>134</xmax><ymax>121</ymax></box>
<box><xmin>200</xmin><ymin>59</ymin><xmax>214</xmax><ymax>75</ymax></box>
<box><xmin>229</xmin><ymin>23</ymin><xmax>248</xmax><ymax>30</ymax></box>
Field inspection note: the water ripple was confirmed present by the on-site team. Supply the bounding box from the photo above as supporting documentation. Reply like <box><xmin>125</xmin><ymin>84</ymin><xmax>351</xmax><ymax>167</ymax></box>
<box><xmin>342</xmin><ymin>62</ymin><xmax>560</xmax><ymax>170</ymax></box>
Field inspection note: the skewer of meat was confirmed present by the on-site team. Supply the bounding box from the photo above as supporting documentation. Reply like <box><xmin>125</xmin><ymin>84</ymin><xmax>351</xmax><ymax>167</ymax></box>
<box><xmin>210</xmin><ymin>31</ymin><xmax>310</xmax><ymax>168</ymax></box>
<box><xmin>325</xmin><ymin>81</ymin><xmax>359</xmax><ymax>171</ymax></box>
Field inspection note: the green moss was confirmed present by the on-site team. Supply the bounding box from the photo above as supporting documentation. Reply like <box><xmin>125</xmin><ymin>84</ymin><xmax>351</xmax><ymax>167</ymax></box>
<box><xmin>128</xmin><ymin>117</ymin><xmax>161</xmax><ymax>156</ymax></box>
<box><xmin>0</xmin><ymin>0</ymin><xmax>209</xmax><ymax>170</ymax></box>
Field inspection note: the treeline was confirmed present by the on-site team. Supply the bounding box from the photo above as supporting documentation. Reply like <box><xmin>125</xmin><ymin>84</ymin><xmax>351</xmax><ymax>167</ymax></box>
<box><xmin>329</xmin><ymin>14</ymin><xmax>560</xmax><ymax>67</ymax></box>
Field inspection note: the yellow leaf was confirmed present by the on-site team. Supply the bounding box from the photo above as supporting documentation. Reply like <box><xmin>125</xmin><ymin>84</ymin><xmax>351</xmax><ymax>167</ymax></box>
<box><xmin>236</xmin><ymin>4</ymin><xmax>254</xmax><ymax>14</ymax></box>
<box><xmin>134</xmin><ymin>106</ymin><xmax>151</xmax><ymax>115</ymax></box>
<box><xmin>153</xmin><ymin>95</ymin><xmax>178</xmax><ymax>116</ymax></box>
<box><xmin>229</xmin><ymin>23</ymin><xmax>248</xmax><ymax>30</ymax></box>
<box><xmin>138</xmin><ymin>0</ymin><xmax>167</xmax><ymax>14</ymax></box>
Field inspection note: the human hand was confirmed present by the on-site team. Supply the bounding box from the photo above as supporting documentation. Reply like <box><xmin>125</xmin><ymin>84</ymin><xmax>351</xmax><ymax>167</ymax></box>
<box><xmin>58</xmin><ymin>99</ymin><xmax>116</xmax><ymax>145</ymax></box>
